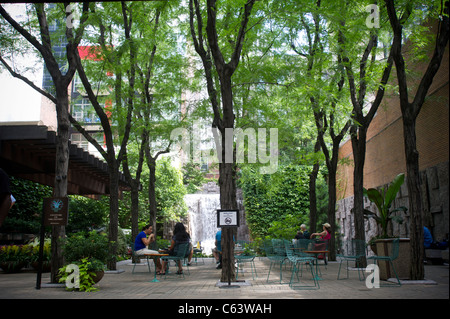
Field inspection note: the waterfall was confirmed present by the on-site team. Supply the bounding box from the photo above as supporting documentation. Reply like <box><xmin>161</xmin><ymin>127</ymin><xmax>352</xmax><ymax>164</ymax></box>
<box><xmin>185</xmin><ymin>193</ymin><xmax>221</xmax><ymax>255</ymax></box>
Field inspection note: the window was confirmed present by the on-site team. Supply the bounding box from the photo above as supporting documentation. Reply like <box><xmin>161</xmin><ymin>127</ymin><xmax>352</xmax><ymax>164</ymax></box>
<box><xmin>72</xmin><ymin>97</ymin><xmax>100</xmax><ymax>123</ymax></box>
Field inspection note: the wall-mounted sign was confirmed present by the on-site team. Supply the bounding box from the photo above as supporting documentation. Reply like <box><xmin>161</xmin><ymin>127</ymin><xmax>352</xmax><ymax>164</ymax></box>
<box><xmin>43</xmin><ymin>197</ymin><xmax>68</xmax><ymax>226</ymax></box>
<box><xmin>217</xmin><ymin>209</ymin><xmax>239</xmax><ymax>227</ymax></box>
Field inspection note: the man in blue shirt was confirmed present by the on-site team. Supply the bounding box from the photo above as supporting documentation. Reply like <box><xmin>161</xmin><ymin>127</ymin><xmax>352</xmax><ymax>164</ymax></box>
<box><xmin>134</xmin><ymin>225</ymin><xmax>161</xmax><ymax>272</ymax></box>
<box><xmin>215</xmin><ymin>229</ymin><xmax>222</xmax><ymax>269</ymax></box>
<box><xmin>424</xmin><ymin>226</ymin><xmax>433</xmax><ymax>249</ymax></box>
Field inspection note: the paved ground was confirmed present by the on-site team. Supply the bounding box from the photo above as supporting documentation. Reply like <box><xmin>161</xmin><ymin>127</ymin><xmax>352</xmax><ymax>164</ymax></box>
<box><xmin>1</xmin><ymin>257</ymin><xmax>448</xmax><ymax>301</ymax></box>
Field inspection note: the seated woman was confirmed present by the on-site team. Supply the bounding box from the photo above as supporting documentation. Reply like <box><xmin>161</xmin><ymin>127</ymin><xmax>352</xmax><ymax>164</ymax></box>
<box><xmin>310</xmin><ymin>223</ymin><xmax>331</xmax><ymax>260</ymax></box>
<box><xmin>161</xmin><ymin>222</ymin><xmax>193</xmax><ymax>275</ymax></box>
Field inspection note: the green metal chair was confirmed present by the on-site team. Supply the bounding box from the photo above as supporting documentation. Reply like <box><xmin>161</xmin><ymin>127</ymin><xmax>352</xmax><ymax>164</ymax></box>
<box><xmin>234</xmin><ymin>240</ymin><xmax>258</xmax><ymax>280</ymax></box>
<box><xmin>337</xmin><ymin>239</ymin><xmax>366</xmax><ymax>280</ymax></box>
<box><xmin>367</xmin><ymin>238</ymin><xmax>401</xmax><ymax>286</ymax></box>
<box><xmin>264</xmin><ymin>239</ymin><xmax>288</xmax><ymax>284</ymax></box>
<box><xmin>284</xmin><ymin>240</ymin><xmax>319</xmax><ymax>290</ymax></box>
<box><xmin>192</xmin><ymin>242</ymin><xmax>205</xmax><ymax>265</ymax></box>
<box><xmin>130</xmin><ymin>242</ymin><xmax>152</xmax><ymax>274</ymax></box>
<box><xmin>161</xmin><ymin>242</ymin><xmax>191</xmax><ymax>279</ymax></box>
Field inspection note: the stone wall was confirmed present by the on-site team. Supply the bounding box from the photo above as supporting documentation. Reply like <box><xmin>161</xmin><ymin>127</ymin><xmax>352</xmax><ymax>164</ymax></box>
<box><xmin>336</xmin><ymin>161</ymin><xmax>449</xmax><ymax>254</ymax></box>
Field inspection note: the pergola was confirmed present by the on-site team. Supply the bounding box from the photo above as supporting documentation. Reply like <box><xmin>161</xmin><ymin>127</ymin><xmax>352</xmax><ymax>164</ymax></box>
<box><xmin>0</xmin><ymin>124</ymin><xmax>130</xmax><ymax>195</ymax></box>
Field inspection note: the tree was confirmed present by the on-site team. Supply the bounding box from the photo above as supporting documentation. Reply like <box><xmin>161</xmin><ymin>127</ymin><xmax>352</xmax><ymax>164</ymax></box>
<box><xmin>334</xmin><ymin>1</ymin><xmax>396</xmax><ymax>261</ymax></box>
<box><xmin>286</xmin><ymin>0</ymin><xmax>351</xmax><ymax>260</ymax></box>
<box><xmin>189</xmin><ymin>0</ymin><xmax>256</xmax><ymax>282</ymax></box>
<box><xmin>384</xmin><ymin>0</ymin><xmax>449</xmax><ymax>280</ymax></box>
<box><xmin>70</xmin><ymin>1</ymin><xmax>136</xmax><ymax>270</ymax></box>
<box><xmin>0</xmin><ymin>2</ymin><xmax>89</xmax><ymax>282</ymax></box>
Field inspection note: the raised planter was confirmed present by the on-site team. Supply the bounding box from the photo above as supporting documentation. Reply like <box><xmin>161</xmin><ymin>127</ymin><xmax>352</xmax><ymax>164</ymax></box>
<box><xmin>91</xmin><ymin>270</ymin><xmax>104</xmax><ymax>284</ymax></box>
<box><xmin>375</xmin><ymin>238</ymin><xmax>410</xmax><ymax>280</ymax></box>
<box><xmin>0</xmin><ymin>261</ymin><xmax>26</xmax><ymax>273</ymax></box>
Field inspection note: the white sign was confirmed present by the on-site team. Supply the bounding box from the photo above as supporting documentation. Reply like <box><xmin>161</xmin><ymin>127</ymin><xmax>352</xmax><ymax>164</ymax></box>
<box><xmin>217</xmin><ymin>210</ymin><xmax>239</xmax><ymax>227</ymax></box>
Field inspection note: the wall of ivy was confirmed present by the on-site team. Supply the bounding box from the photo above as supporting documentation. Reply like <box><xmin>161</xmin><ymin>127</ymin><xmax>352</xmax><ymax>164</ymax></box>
<box><xmin>238</xmin><ymin>164</ymin><xmax>312</xmax><ymax>240</ymax></box>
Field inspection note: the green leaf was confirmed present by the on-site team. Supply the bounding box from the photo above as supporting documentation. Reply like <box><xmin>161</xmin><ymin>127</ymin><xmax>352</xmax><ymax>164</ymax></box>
<box><xmin>384</xmin><ymin>173</ymin><xmax>405</xmax><ymax>209</ymax></box>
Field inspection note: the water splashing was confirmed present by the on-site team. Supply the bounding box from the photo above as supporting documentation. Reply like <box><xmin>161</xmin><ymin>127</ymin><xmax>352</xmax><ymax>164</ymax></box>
<box><xmin>185</xmin><ymin>193</ymin><xmax>221</xmax><ymax>255</ymax></box>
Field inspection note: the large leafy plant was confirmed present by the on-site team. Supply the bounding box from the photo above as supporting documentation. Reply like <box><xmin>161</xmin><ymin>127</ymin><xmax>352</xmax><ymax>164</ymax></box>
<box><xmin>364</xmin><ymin>173</ymin><xmax>407</xmax><ymax>238</ymax></box>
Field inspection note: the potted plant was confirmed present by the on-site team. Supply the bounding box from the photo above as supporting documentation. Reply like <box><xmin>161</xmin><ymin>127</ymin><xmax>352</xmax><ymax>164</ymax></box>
<box><xmin>364</xmin><ymin>173</ymin><xmax>407</xmax><ymax>239</ymax></box>
<box><xmin>26</xmin><ymin>238</ymin><xmax>52</xmax><ymax>272</ymax></box>
<box><xmin>59</xmin><ymin>230</ymin><xmax>110</xmax><ymax>290</ymax></box>
<box><xmin>364</xmin><ymin>173</ymin><xmax>410</xmax><ymax>279</ymax></box>
<box><xmin>0</xmin><ymin>244</ymin><xmax>31</xmax><ymax>273</ymax></box>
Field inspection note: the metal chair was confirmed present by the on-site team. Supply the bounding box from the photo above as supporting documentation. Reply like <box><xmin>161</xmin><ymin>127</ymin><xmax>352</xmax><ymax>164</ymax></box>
<box><xmin>130</xmin><ymin>242</ymin><xmax>152</xmax><ymax>274</ymax></box>
<box><xmin>264</xmin><ymin>239</ymin><xmax>288</xmax><ymax>284</ymax></box>
<box><xmin>234</xmin><ymin>240</ymin><xmax>258</xmax><ymax>280</ymax></box>
<box><xmin>367</xmin><ymin>238</ymin><xmax>401</xmax><ymax>286</ymax></box>
<box><xmin>337</xmin><ymin>239</ymin><xmax>366</xmax><ymax>280</ymax></box>
<box><xmin>161</xmin><ymin>242</ymin><xmax>191</xmax><ymax>279</ymax></box>
<box><xmin>192</xmin><ymin>241</ymin><xmax>205</xmax><ymax>265</ymax></box>
<box><xmin>284</xmin><ymin>240</ymin><xmax>319</xmax><ymax>290</ymax></box>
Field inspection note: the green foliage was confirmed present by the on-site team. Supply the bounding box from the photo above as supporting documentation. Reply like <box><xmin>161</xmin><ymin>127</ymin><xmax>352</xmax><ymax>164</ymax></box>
<box><xmin>155</xmin><ymin>157</ymin><xmax>188</xmax><ymax>222</ymax></box>
<box><xmin>62</xmin><ymin>230</ymin><xmax>109</xmax><ymax>271</ymax></box>
<box><xmin>239</xmin><ymin>164</ymin><xmax>310</xmax><ymax>239</ymax></box>
<box><xmin>1</xmin><ymin>176</ymin><xmax>52</xmax><ymax>233</ymax></box>
<box><xmin>364</xmin><ymin>173</ymin><xmax>407</xmax><ymax>238</ymax></box>
<box><xmin>67</xmin><ymin>196</ymin><xmax>109</xmax><ymax>233</ymax></box>
<box><xmin>182</xmin><ymin>162</ymin><xmax>206</xmax><ymax>194</ymax></box>
<box><xmin>26</xmin><ymin>237</ymin><xmax>51</xmax><ymax>263</ymax></box>
<box><xmin>0</xmin><ymin>244</ymin><xmax>31</xmax><ymax>264</ymax></box>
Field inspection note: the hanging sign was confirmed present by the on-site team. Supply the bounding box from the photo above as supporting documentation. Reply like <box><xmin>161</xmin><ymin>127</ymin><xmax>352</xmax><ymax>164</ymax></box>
<box><xmin>217</xmin><ymin>209</ymin><xmax>239</xmax><ymax>227</ymax></box>
<box><xmin>43</xmin><ymin>197</ymin><xmax>68</xmax><ymax>226</ymax></box>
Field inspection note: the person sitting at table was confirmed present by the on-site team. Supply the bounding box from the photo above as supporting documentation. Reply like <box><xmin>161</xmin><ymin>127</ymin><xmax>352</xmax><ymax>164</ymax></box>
<box><xmin>300</xmin><ymin>224</ymin><xmax>311</xmax><ymax>239</ymax></box>
<box><xmin>294</xmin><ymin>230</ymin><xmax>305</xmax><ymax>240</ymax></box>
<box><xmin>310</xmin><ymin>223</ymin><xmax>331</xmax><ymax>260</ymax></box>
<box><xmin>424</xmin><ymin>226</ymin><xmax>433</xmax><ymax>249</ymax></box>
<box><xmin>310</xmin><ymin>223</ymin><xmax>331</xmax><ymax>240</ymax></box>
<box><xmin>134</xmin><ymin>224</ymin><xmax>162</xmax><ymax>274</ymax></box>
<box><xmin>215</xmin><ymin>229</ymin><xmax>222</xmax><ymax>269</ymax></box>
<box><xmin>160</xmin><ymin>222</ymin><xmax>193</xmax><ymax>275</ymax></box>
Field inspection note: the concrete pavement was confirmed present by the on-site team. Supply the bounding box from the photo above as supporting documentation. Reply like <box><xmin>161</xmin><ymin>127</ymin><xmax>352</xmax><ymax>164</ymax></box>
<box><xmin>1</xmin><ymin>257</ymin><xmax>448</xmax><ymax>300</ymax></box>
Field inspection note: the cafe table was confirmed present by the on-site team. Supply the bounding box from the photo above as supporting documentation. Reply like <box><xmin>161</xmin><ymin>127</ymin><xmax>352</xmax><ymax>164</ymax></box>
<box><xmin>303</xmin><ymin>250</ymin><xmax>329</xmax><ymax>280</ymax></box>
<box><xmin>144</xmin><ymin>253</ymin><xmax>169</xmax><ymax>282</ymax></box>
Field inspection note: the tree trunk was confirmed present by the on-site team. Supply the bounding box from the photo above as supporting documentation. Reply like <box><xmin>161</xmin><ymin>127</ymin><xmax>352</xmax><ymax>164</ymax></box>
<box><xmin>218</xmin><ymin>75</ymin><xmax>238</xmax><ymax>283</ymax></box>
<box><xmin>107</xmin><ymin>159</ymin><xmax>119</xmax><ymax>271</ymax></box>
<box><xmin>50</xmin><ymin>89</ymin><xmax>70</xmax><ymax>283</ymax></box>
<box><xmin>351</xmin><ymin>127</ymin><xmax>368</xmax><ymax>268</ymax></box>
<box><xmin>148</xmin><ymin>157</ymin><xmax>157</xmax><ymax>235</ymax></box>
<box><xmin>308</xmin><ymin>138</ymin><xmax>320</xmax><ymax>234</ymax></box>
<box><xmin>130</xmin><ymin>183</ymin><xmax>140</xmax><ymax>263</ymax></box>
<box><xmin>327</xmin><ymin>162</ymin><xmax>337</xmax><ymax>261</ymax></box>
<box><xmin>402</xmin><ymin>116</ymin><xmax>425</xmax><ymax>280</ymax></box>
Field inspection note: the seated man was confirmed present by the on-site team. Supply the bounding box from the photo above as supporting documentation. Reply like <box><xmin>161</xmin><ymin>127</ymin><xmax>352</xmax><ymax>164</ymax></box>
<box><xmin>134</xmin><ymin>224</ymin><xmax>162</xmax><ymax>273</ymax></box>
<box><xmin>215</xmin><ymin>229</ymin><xmax>222</xmax><ymax>269</ymax></box>
<box><xmin>424</xmin><ymin>226</ymin><xmax>433</xmax><ymax>249</ymax></box>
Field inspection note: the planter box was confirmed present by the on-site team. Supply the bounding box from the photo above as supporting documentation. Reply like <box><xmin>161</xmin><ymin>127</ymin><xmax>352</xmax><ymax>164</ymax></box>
<box><xmin>375</xmin><ymin>238</ymin><xmax>410</xmax><ymax>280</ymax></box>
